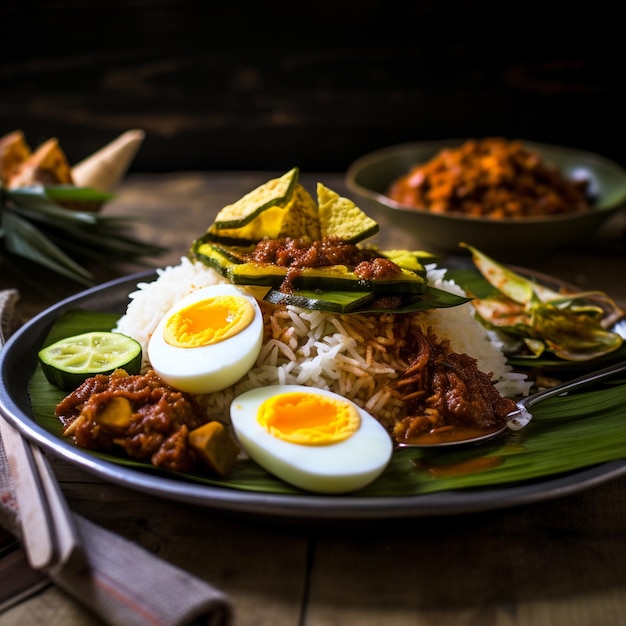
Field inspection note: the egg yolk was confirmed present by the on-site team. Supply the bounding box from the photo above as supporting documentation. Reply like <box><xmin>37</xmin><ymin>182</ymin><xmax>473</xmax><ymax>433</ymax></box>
<box><xmin>163</xmin><ymin>295</ymin><xmax>255</xmax><ymax>348</ymax></box>
<box><xmin>257</xmin><ymin>391</ymin><xmax>361</xmax><ymax>445</ymax></box>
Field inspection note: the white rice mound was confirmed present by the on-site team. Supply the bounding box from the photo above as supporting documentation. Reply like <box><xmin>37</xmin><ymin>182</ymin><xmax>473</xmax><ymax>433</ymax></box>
<box><xmin>418</xmin><ymin>264</ymin><xmax>531</xmax><ymax>399</ymax></box>
<box><xmin>115</xmin><ymin>256</ymin><xmax>230</xmax><ymax>358</ymax></box>
<box><xmin>114</xmin><ymin>257</ymin><xmax>530</xmax><ymax>428</ymax></box>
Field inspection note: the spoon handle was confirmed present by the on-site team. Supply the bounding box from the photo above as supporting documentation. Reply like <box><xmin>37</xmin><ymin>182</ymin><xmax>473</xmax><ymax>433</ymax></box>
<box><xmin>524</xmin><ymin>360</ymin><xmax>626</xmax><ymax>408</ymax></box>
<box><xmin>508</xmin><ymin>359</ymin><xmax>626</xmax><ymax>430</ymax></box>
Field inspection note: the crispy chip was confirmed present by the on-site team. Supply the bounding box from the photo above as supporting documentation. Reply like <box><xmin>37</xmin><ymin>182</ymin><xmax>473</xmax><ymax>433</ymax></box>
<box><xmin>203</xmin><ymin>169</ymin><xmax>380</xmax><ymax>245</ymax></box>
<box><xmin>277</xmin><ymin>184</ymin><xmax>321</xmax><ymax>240</ymax></box>
<box><xmin>213</xmin><ymin>167</ymin><xmax>299</xmax><ymax>229</ymax></box>
<box><xmin>0</xmin><ymin>130</ymin><xmax>31</xmax><ymax>185</ymax></box>
<box><xmin>210</xmin><ymin>183</ymin><xmax>321</xmax><ymax>242</ymax></box>
<box><xmin>7</xmin><ymin>137</ymin><xmax>74</xmax><ymax>188</ymax></box>
<box><xmin>317</xmin><ymin>183</ymin><xmax>379</xmax><ymax>243</ymax></box>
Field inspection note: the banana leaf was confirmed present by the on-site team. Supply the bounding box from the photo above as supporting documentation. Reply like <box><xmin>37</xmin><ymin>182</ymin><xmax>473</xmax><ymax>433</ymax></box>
<box><xmin>28</xmin><ymin>309</ymin><xmax>626</xmax><ymax>497</ymax></box>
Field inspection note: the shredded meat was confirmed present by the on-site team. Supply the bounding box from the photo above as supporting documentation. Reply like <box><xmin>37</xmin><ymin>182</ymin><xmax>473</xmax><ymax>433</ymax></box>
<box><xmin>393</xmin><ymin>328</ymin><xmax>518</xmax><ymax>442</ymax></box>
<box><xmin>248</xmin><ymin>235</ymin><xmax>367</xmax><ymax>268</ymax></box>
<box><xmin>56</xmin><ymin>369</ymin><xmax>207</xmax><ymax>472</ymax></box>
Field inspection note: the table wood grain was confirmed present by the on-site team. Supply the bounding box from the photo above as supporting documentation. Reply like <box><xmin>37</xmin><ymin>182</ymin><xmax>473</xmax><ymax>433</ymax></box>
<box><xmin>2</xmin><ymin>171</ymin><xmax>626</xmax><ymax>626</ymax></box>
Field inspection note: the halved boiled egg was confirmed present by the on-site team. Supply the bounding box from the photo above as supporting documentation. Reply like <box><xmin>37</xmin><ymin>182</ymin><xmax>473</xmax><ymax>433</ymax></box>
<box><xmin>148</xmin><ymin>284</ymin><xmax>263</xmax><ymax>394</ymax></box>
<box><xmin>230</xmin><ymin>384</ymin><xmax>393</xmax><ymax>494</ymax></box>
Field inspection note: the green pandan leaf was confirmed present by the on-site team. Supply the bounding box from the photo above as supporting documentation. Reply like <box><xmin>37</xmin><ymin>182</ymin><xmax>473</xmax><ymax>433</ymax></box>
<box><xmin>264</xmin><ymin>288</ymin><xmax>374</xmax><ymax>313</ymax></box>
<box><xmin>357</xmin><ymin>286</ymin><xmax>472</xmax><ymax>314</ymax></box>
<box><xmin>265</xmin><ymin>286</ymin><xmax>471</xmax><ymax>315</ymax></box>
<box><xmin>1</xmin><ymin>210</ymin><xmax>93</xmax><ymax>283</ymax></box>
<box><xmin>6</xmin><ymin>184</ymin><xmax>113</xmax><ymax>206</ymax></box>
<box><xmin>1</xmin><ymin>184</ymin><xmax>168</xmax><ymax>284</ymax></box>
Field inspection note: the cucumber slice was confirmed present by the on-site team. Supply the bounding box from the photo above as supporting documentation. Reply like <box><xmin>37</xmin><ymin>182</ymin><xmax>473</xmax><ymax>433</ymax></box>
<box><xmin>38</xmin><ymin>331</ymin><xmax>142</xmax><ymax>390</ymax></box>
<box><xmin>264</xmin><ymin>289</ymin><xmax>375</xmax><ymax>313</ymax></box>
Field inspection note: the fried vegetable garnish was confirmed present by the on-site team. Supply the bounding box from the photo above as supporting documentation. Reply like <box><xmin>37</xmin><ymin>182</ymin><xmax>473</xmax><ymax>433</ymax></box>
<box><xmin>462</xmin><ymin>243</ymin><xmax>624</xmax><ymax>361</ymax></box>
<box><xmin>190</xmin><ymin>170</ymin><xmax>470</xmax><ymax>315</ymax></box>
<box><xmin>211</xmin><ymin>167</ymin><xmax>299</xmax><ymax>230</ymax></box>
<box><xmin>316</xmin><ymin>183</ymin><xmax>379</xmax><ymax>243</ymax></box>
<box><xmin>205</xmin><ymin>168</ymin><xmax>379</xmax><ymax>244</ymax></box>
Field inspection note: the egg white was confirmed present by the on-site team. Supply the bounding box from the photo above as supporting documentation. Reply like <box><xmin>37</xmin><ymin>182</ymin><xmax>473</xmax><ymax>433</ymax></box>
<box><xmin>230</xmin><ymin>384</ymin><xmax>393</xmax><ymax>494</ymax></box>
<box><xmin>148</xmin><ymin>284</ymin><xmax>263</xmax><ymax>394</ymax></box>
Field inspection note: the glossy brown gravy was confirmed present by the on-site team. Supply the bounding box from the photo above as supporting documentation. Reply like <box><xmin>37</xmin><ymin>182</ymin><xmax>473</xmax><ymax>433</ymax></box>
<box><xmin>397</xmin><ymin>424</ymin><xmax>504</xmax><ymax>446</ymax></box>
<box><xmin>413</xmin><ymin>455</ymin><xmax>504</xmax><ymax>478</ymax></box>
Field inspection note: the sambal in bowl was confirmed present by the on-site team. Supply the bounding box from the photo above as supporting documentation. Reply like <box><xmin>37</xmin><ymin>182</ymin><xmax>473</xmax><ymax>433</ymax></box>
<box><xmin>345</xmin><ymin>138</ymin><xmax>626</xmax><ymax>259</ymax></box>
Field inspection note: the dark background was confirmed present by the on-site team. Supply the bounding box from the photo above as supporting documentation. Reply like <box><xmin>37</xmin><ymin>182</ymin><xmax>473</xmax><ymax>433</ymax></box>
<box><xmin>1</xmin><ymin>0</ymin><xmax>623</xmax><ymax>174</ymax></box>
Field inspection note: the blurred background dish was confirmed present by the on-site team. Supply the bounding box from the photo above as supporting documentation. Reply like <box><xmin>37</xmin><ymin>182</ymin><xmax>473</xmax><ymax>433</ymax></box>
<box><xmin>1</xmin><ymin>1</ymin><xmax>623</xmax><ymax>174</ymax></box>
<box><xmin>345</xmin><ymin>139</ymin><xmax>626</xmax><ymax>259</ymax></box>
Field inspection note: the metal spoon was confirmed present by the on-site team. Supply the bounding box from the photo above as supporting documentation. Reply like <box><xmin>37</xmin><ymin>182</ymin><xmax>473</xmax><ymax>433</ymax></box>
<box><xmin>396</xmin><ymin>359</ymin><xmax>626</xmax><ymax>449</ymax></box>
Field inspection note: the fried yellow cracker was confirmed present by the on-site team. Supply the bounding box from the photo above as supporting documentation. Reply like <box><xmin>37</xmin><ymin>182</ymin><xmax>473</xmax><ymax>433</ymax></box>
<box><xmin>203</xmin><ymin>169</ymin><xmax>380</xmax><ymax>246</ymax></box>
<box><xmin>317</xmin><ymin>183</ymin><xmax>379</xmax><ymax>243</ymax></box>
<box><xmin>277</xmin><ymin>183</ymin><xmax>321</xmax><ymax>240</ymax></box>
<box><xmin>213</xmin><ymin>167</ymin><xmax>299</xmax><ymax>230</ymax></box>
<box><xmin>210</xmin><ymin>183</ymin><xmax>321</xmax><ymax>242</ymax></box>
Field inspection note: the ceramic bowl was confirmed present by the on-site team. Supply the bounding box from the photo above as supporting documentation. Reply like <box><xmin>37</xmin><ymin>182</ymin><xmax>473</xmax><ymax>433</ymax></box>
<box><xmin>345</xmin><ymin>139</ymin><xmax>626</xmax><ymax>259</ymax></box>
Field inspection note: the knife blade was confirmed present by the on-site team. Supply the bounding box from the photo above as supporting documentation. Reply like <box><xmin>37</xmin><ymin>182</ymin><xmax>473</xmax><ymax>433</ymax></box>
<box><xmin>0</xmin><ymin>417</ymin><xmax>83</xmax><ymax>571</ymax></box>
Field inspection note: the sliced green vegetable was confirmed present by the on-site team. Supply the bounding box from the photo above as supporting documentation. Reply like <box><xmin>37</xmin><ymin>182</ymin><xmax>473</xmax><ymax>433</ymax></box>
<box><xmin>38</xmin><ymin>331</ymin><xmax>142</xmax><ymax>390</ymax></box>
<box><xmin>264</xmin><ymin>286</ymin><xmax>470</xmax><ymax>314</ymax></box>
<box><xmin>380</xmin><ymin>249</ymin><xmax>433</xmax><ymax>276</ymax></box>
<box><xmin>192</xmin><ymin>241</ymin><xmax>427</xmax><ymax>295</ymax></box>
<box><xmin>461</xmin><ymin>242</ymin><xmax>624</xmax><ymax>362</ymax></box>
<box><xmin>191</xmin><ymin>240</ymin><xmax>244</xmax><ymax>273</ymax></box>
<box><xmin>264</xmin><ymin>289</ymin><xmax>375</xmax><ymax>313</ymax></box>
<box><xmin>355</xmin><ymin>287</ymin><xmax>472</xmax><ymax>314</ymax></box>
<box><xmin>231</xmin><ymin>262</ymin><xmax>425</xmax><ymax>294</ymax></box>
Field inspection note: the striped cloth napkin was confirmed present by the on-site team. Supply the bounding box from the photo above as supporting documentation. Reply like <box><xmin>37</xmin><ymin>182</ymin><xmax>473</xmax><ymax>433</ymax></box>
<box><xmin>0</xmin><ymin>289</ymin><xmax>233</xmax><ymax>626</ymax></box>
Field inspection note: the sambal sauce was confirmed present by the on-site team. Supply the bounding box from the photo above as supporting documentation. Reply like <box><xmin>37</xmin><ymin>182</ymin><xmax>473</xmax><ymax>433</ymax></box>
<box><xmin>57</xmin><ymin>368</ymin><xmax>209</xmax><ymax>473</ymax></box>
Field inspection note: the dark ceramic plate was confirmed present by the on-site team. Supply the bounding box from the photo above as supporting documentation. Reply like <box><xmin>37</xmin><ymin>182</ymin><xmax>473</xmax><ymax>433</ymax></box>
<box><xmin>1</xmin><ymin>270</ymin><xmax>626</xmax><ymax>520</ymax></box>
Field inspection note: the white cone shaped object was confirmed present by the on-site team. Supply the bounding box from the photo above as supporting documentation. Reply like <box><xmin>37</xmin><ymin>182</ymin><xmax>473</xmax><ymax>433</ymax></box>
<box><xmin>71</xmin><ymin>129</ymin><xmax>145</xmax><ymax>192</ymax></box>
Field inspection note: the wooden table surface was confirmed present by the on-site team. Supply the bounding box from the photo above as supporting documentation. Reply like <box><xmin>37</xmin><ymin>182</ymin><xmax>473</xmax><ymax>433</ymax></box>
<box><xmin>2</xmin><ymin>171</ymin><xmax>626</xmax><ymax>626</ymax></box>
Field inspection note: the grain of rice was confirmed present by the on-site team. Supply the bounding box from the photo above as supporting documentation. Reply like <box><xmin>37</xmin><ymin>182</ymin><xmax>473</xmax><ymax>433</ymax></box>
<box><xmin>114</xmin><ymin>257</ymin><xmax>531</xmax><ymax>429</ymax></box>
